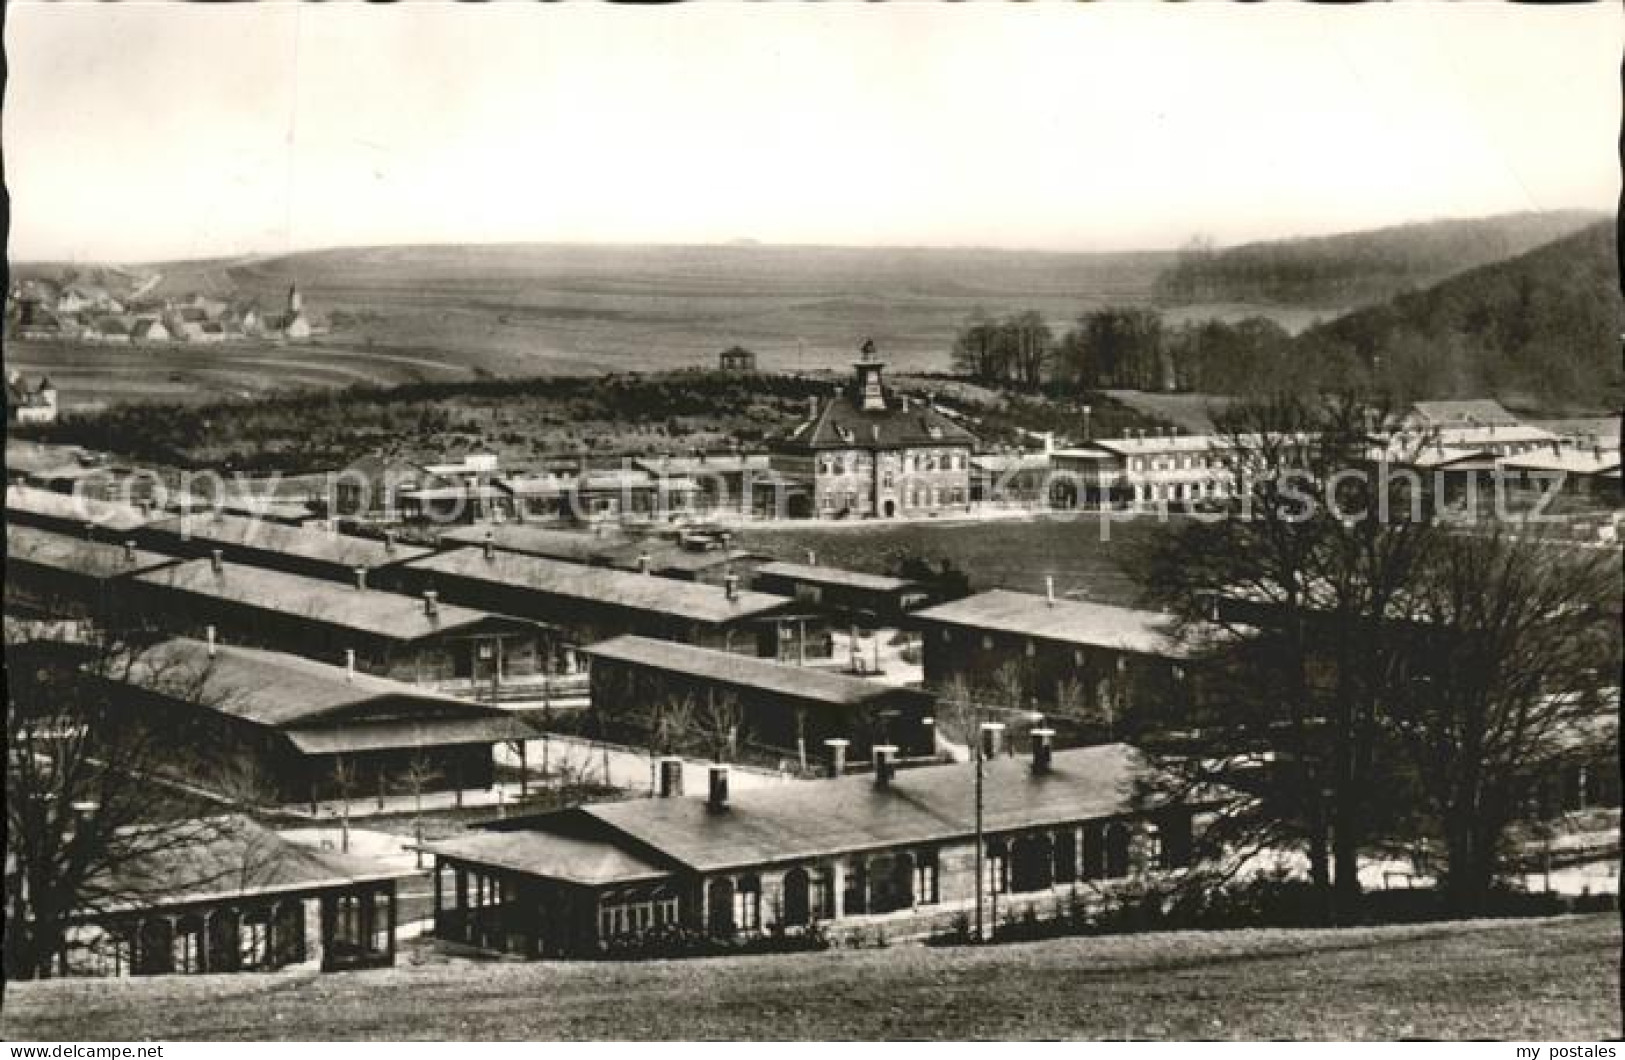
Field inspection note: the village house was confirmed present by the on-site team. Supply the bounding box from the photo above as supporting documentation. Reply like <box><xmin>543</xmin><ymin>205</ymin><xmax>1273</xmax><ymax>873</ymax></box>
<box><xmin>582</xmin><ymin>635</ymin><xmax>936</xmax><ymax>761</ymax></box>
<box><xmin>774</xmin><ymin>342</ymin><xmax>978</xmax><ymax>520</ymax></box>
<box><xmin>58</xmin><ymin>815</ymin><xmax>400</xmax><ymax>978</ymax></box>
<box><xmin>140</xmin><ymin>510</ymin><xmax>431</xmax><ymax>588</ymax></box>
<box><xmin>105</xmin><ymin>637</ymin><xmax>535</xmax><ymax>803</ymax></box>
<box><xmin>1496</xmin><ymin>445</ymin><xmax>1622</xmax><ymax>503</ymax></box>
<box><xmin>427</xmin><ymin>741</ymin><xmax>1199</xmax><ymax>957</ymax></box>
<box><xmin>129</xmin><ymin>317</ymin><xmax>172</xmax><ymax>344</ymax></box>
<box><xmin>911</xmin><ymin>587</ymin><xmax>1196</xmax><ymax>740</ymax></box>
<box><xmin>131</xmin><ymin>556</ymin><xmax>559</xmax><ymax>694</ymax></box>
<box><xmin>400</xmin><ymin>546</ymin><xmax>804</xmax><ymax>660</ymax></box>
<box><xmin>1390</xmin><ymin>398</ymin><xmax>1524</xmax><ymax>432</ymax></box>
<box><xmin>6</xmin><ymin>370</ymin><xmax>59</xmax><ymax>425</ymax></box>
<box><xmin>5</xmin><ymin>525</ymin><xmax>180</xmax><ymax>622</ymax></box>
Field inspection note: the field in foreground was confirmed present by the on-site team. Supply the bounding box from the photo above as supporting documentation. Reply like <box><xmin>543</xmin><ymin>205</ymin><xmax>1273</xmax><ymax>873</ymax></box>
<box><xmin>3</xmin><ymin>915</ymin><xmax>1616</xmax><ymax>1041</ymax></box>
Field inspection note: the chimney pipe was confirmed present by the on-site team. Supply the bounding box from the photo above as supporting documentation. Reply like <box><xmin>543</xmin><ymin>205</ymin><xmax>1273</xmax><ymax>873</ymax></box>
<box><xmin>124</xmin><ymin>539</ymin><xmax>137</xmax><ymax>564</ymax></box>
<box><xmin>209</xmin><ymin>549</ymin><xmax>224</xmax><ymax>574</ymax></box>
<box><xmin>724</xmin><ymin>573</ymin><xmax>739</xmax><ymax>601</ymax></box>
<box><xmin>872</xmin><ymin>744</ymin><xmax>898</xmax><ymax>788</ymax></box>
<box><xmin>637</xmin><ymin>551</ymin><xmax>651</xmax><ymax>575</ymax></box>
<box><xmin>345</xmin><ymin>649</ymin><xmax>356</xmax><ymax>681</ymax></box>
<box><xmin>205</xmin><ymin>624</ymin><xmax>217</xmax><ymax>657</ymax></box>
<box><xmin>84</xmin><ymin>522</ymin><xmax>96</xmax><ymax>541</ymax></box>
<box><xmin>707</xmin><ymin>764</ymin><xmax>730</xmax><ymax>812</ymax></box>
<box><xmin>806</xmin><ymin>549</ymin><xmax>817</xmax><ymax>566</ymax></box>
<box><xmin>807</xmin><ymin>395</ymin><xmax>819</xmax><ymax>420</ymax></box>
<box><xmin>354</xmin><ymin>566</ymin><xmax>368</xmax><ymax>591</ymax></box>
<box><xmin>825</xmin><ymin>738</ymin><xmax>849</xmax><ymax>778</ymax></box>
<box><xmin>423</xmin><ymin>590</ymin><xmax>439</xmax><ymax>618</ymax></box>
<box><xmin>1030</xmin><ymin>727</ymin><xmax>1055</xmax><ymax>773</ymax></box>
<box><xmin>384</xmin><ymin>531</ymin><xmax>396</xmax><ymax>555</ymax></box>
<box><xmin>483</xmin><ymin>532</ymin><xmax>495</xmax><ymax>561</ymax></box>
<box><xmin>657</xmin><ymin>757</ymin><xmax>685</xmax><ymax>798</ymax></box>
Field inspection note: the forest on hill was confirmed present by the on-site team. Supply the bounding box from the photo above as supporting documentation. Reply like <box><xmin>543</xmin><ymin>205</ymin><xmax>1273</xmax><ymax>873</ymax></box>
<box><xmin>1294</xmin><ymin>219</ymin><xmax>1621</xmax><ymax>409</ymax></box>
<box><xmin>1154</xmin><ymin>210</ymin><xmax>1604</xmax><ymax>310</ymax></box>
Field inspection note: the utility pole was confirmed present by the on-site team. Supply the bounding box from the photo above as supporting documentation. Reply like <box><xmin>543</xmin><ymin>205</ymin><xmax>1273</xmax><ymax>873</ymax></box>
<box><xmin>974</xmin><ymin>720</ymin><xmax>1005</xmax><ymax>943</ymax></box>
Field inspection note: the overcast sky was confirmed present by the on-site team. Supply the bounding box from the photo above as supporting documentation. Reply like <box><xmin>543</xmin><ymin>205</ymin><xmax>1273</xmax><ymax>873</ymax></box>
<box><xmin>7</xmin><ymin>3</ymin><xmax>1619</xmax><ymax>263</ymax></box>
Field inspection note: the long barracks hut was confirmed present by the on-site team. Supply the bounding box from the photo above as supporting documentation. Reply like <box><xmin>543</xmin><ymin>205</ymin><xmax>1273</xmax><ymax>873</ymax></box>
<box><xmin>428</xmin><ymin>742</ymin><xmax>1201</xmax><ymax>957</ymax></box>
<box><xmin>139</xmin><ymin>511</ymin><xmax>430</xmax><ymax>589</ymax></box>
<box><xmin>751</xmin><ymin>560</ymin><xmax>931</xmax><ymax>626</ymax></box>
<box><xmin>5</xmin><ymin>525</ymin><xmax>180</xmax><ymax>621</ymax></box>
<box><xmin>131</xmin><ymin>556</ymin><xmax>556</xmax><ymax>692</ymax></box>
<box><xmin>582</xmin><ymin>635</ymin><xmax>936</xmax><ymax>759</ymax></box>
<box><xmin>108</xmin><ymin>637</ymin><xmax>536</xmax><ymax>802</ymax></box>
<box><xmin>61</xmin><ymin>815</ymin><xmax>401</xmax><ymax>978</ymax></box>
<box><xmin>400</xmin><ymin>546</ymin><xmax>803</xmax><ymax>659</ymax></box>
<box><xmin>911</xmin><ymin>588</ymin><xmax>1196</xmax><ymax>736</ymax></box>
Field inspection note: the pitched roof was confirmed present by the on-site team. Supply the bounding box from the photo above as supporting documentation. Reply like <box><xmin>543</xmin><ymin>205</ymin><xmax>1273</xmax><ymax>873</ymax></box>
<box><xmin>633</xmin><ymin>454</ymin><xmax>772</xmax><ymax>476</ymax></box>
<box><xmin>147</xmin><ymin>511</ymin><xmax>430</xmax><ymax>570</ymax></box>
<box><xmin>6</xmin><ymin>485</ymin><xmax>160</xmax><ymax>533</ymax></box>
<box><xmin>584</xmin><ymin>744</ymin><xmax>1147</xmax><ymax>873</ymax></box>
<box><xmin>406</xmin><ymin>548</ymin><xmax>792</xmax><ymax>626</ymax></box>
<box><xmin>440</xmin><ymin>524</ymin><xmax>622</xmax><ymax>563</ymax></box>
<box><xmin>89</xmin><ymin>815</ymin><xmax>402</xmax><ymax>914</ymax></box>
<box><xmin>1498</xmin><ymin>448</ymin><xmax>1622</xmax><ymax>475</ymax></box>
<box><xmin>912</xmin><ymin>589</ymin><xmax>1184</xmax><ymax>657</ymax></box>
<box><xmin>133</xmin><ymin>558</ymin><xmax>516</xmax><ymax>643</ymax></box>
<box><xmin>1401</xmin><ymin>399</ymin><xmax>1522</xmax><ymax>428</ymax></box>
<box><xmin>120</xmin><ymin>636</ymin><xmax>515</xmax><ymax>729</ymax></box>
<box><xmin>582</xmin><ymin>635</ymin><xmax>934</xmax><ymax>708</ymax></box>
<box><xmin>753</xmin><ymin>561</ymin><xmax>920</xmax><ymax>594</ymax></box>
<box><xmin>431</xmin><ymin>813</ymin><xmax>674</xmax><ymax>886</ymax></box>
<box><xmin>781</xmin><ymin>367</ymin><xmax>978</xmax><ymax>452</ymax></box>
<box><xmin>6</xmin><ymin>524</ymin><xmax>178</xmax><ymax>580</ymax></box>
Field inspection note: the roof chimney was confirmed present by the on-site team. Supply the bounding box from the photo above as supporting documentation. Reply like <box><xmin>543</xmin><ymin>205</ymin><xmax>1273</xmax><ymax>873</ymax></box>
<box><xmin>483</xmin><ymin>532</ymin><xmax>495</xmax><ymax>561</ymax></box>
<box><xmin>84</xmin><ymin>522</ymin><xmax>96</xmax><ymax>541</ymax></box>
<box><xmin>978</xmin><ymin>721</ymin><xmax>1006</xmax><ymax>760</ymax></box>
<box><xmin>423</xmin><ymin>590</ymin><xmax>439</xmax><ymax>618</ymax></box>
<box><xmin>637</xmin><ymin>551</ymin><xmax>651</xmax><ymax>574</ymax></box>
<box><xmin>123</xmin><ymin>539</ymin><xmax>137</xmax><ymax>564</ymax></box>
<box><xmin>1030</xmin><ymin>727</ymin><xmax>1055</xmax><ymax>773</ymax></box>
<box><xmin>805</xmin><ymin>549</ymin><xmax>817</xmax><ymax>566</ymax></box>
<box><xmin>871</xmin><ymin>744</ymin><xmax>898</xmax><ymax>788</ymax></box>
<box><xmin>724</xmin><ymin>572</ymin><xmax>739</xmax><ymax>601</ymax></box>
<box><xmin>1045</xmin><ymin>575</ymin><xmax>1056</xmax><ymax>605</ymax></box>
<box><xmin>344</xmin><ymin>648</ymin><xmax>356</xmax><ymax>681</ymax></box>
<box><xmin>384</xmin><ymin>531</ymin><xmax>396</xmax><ymax>555</ymax></box>
<box><xmin>205</xmin><ymin>624</ymin><xmax>217</xmax><ymax>657</ymax></box>
<box><xmin>657</xmin><ymin>757</ymin><xmax>685</xmax><ymax>798</ymax></box>
<box><xmin>707</xmin><ymin>764</ymin><xmax>730</xmax><ymax>812</ymax></box>
<box><xmin>825</xmin><ymin>737</ymin><xmax>849</xmax><ymax>778</ymax></box>
<box><xmin>209</xmin><ymin>549</ymin><xmax>224</xmax><ymax>574</ymax></box>
<box><xmin>807</xmin><ymin>395</ymin><xmax>819</xmax><ymax>420</ymax></box>
<box><xmin>353</xmin><ymin>566</ymin><xmax>368</xmax><ymax>591</ymax></box>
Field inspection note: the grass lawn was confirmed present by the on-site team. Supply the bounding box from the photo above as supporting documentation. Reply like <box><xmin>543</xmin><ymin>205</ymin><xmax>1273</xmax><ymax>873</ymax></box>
<box><xmin>3</xmin><ymin>915</ymin><xmax>1616</xmax><ymax>1041</ymax></box>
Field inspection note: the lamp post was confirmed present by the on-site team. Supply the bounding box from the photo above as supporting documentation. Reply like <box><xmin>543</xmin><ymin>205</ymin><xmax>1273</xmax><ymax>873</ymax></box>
<box><xmin>974</xmin><ymin>720</ymin><xmax>1005</xmax><ymax>943</ymax></box>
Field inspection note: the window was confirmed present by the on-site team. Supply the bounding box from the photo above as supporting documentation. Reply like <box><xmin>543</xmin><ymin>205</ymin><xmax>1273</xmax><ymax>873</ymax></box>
<box><xmin>371</xmin><ymin>892</ymin><xmax>392</xmax><ymax>954</ymax></box>
<box><xmin>986</xmin><ymin>841</ymin><xmax>1009</xmax><ymax>895</ymax></box>
<box><xmin>1054</xmin><ymin>829</ymin><xmax>1078</xmax><ymax>884</ymax></box>
<box><xmin>733</xmin><ymin>876</ymin><xmax>762</xmax><ymax>932</ymax></box>
<box><xmin>914</xmin><ymin>852</ymin><xmax>940</xmax><ymax>905</ymax></box>
<box><xmin>981</xmin><ymin>634</ymin><xmax>994</xmax><ymax>651</ymax></box>
<box><xmin>1082</xmin><ymin>825</ymin><xmax>1106</xmax><ymax>881</ymax></box>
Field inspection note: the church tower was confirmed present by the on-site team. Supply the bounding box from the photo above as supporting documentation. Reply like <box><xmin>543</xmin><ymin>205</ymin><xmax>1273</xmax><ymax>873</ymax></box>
<box><xmin>287</xmin><ymin>283</ymin><xmax>303</xmax><ymax>315</ymax></box>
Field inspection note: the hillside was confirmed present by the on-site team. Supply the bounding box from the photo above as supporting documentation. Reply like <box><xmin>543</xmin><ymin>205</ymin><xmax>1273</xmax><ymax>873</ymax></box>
<box><xmin>186</xmin><ymin>242</ymin><xmax>1177</xmax><ymax>376</ymax></box>
<box><xmin>1294</xmin><ymin>219</ymin><xmax>1622</xmax><ymax>410</ymax></box>
<box><xmin>1</xmin><ymin>916</ymin><xmax>1615</xmax><ymax>1040</ymax></box>
<box><xmin>1156</xmin><ymin>210</ymin><xmax>1604</xmax><ymax>310</ymax></box>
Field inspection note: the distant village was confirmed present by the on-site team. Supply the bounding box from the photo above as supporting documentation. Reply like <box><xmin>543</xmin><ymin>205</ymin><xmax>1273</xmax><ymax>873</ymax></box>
<box><xmin>6</xmin><ymin>274</ymin><xmax>322</xmax><ymax>346</ymax></box>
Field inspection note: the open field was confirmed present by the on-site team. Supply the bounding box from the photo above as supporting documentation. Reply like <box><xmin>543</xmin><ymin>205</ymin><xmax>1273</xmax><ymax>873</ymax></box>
<box><xmin>739</xmin><ymin>512</ymin><xmax>1180</xmax><ymax>608</ymax></box>
<box><xmin>3</xmin><ymin>915</ymin><xmax>1615</xmax><ymax>1040</ymax></box>
<box><xmin>11</xmin><ymin>243</ymin><xmax>1346</xmax><ymax>409</ymax></box>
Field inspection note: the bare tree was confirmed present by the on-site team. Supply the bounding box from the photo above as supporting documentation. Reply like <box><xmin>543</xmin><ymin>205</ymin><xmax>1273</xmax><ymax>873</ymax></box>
<box><xmin>700</xmin><ymin>690</ymin><xmax>744</xmax><ymax>763</ymax></box>
<box><xmin>329</xmin><ymin>756</ymin><xmax>358</xmax><ymax>853</ymax></box>
<box><xmin>398</xmin><ymin>749</ymin><xmax>442</xmax><ymax>869</ymax></box>
<box><xmin>1391</xmin><ymin>528</ymin><xmax>1620</xmax><ymax>914</ymax></box>
<box><xmin>4</xmin><ymin>625</ymin><xmax>269</xmax><ymax>979</ymax></box>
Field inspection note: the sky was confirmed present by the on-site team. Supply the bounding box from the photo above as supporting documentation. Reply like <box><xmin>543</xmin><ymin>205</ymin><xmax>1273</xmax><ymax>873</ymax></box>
<box><xmin>6</xmin><ymin>3</ymin><xmax>1620</xmax><ymax>263</ymax></box>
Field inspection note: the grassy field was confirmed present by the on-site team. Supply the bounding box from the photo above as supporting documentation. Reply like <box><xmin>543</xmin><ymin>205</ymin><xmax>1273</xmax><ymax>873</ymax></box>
<box><xmin>3</xmin><ymin>915</ymin><xmax>1615</xmax><ymax>1040</ymax></box>
<box><xmin>739</xmin><ymin>512</ymin><xmax>1180</xmax><ymax>608</ymax></box>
